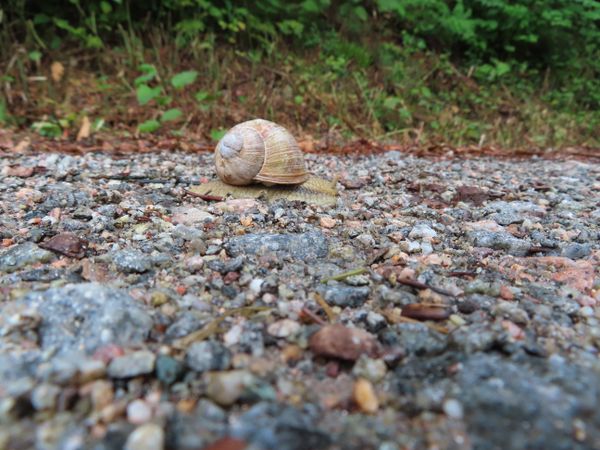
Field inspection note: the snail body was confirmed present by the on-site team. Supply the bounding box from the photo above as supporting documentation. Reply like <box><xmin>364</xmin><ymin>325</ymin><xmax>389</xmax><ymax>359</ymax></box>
<box><xmin>215</xmin><ymin>119</ymin><xmax>308</xmax><ymax>186</ymax></box>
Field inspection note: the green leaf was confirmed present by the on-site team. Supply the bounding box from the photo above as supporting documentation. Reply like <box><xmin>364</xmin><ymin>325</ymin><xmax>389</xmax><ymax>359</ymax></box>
<box><xmin>28</xmin><ymin>51</ymin><xmax>42</xmax><ymax>62</ymax></box>
<box><xmin>136</xmin><ymin>84</ymin><xmax>162</xmax><ymax>105</ymax></box>
<box><xmin>31</xmin><ymin>121</ymin><xmax>62</xmax><ymax>138</ymax></box>
<box><xmin>138</xmin><ymin>119</ymin><xmax>161</xmax><ymax>133</ymax></box>
<box><xmin>171</xmin><ymin>70</ymin><xmax>198</xmax><ymax>89</ymax></box>
<box><xmin>210</xmin><ymin>128</ymin><xmax>226</xmax><ymax>141</ymax></box>
<box><xmin>160</xmin><ymin>108</ymin><xmax>183</xmax><ymax>122</ymax></box>
<box><xmin>134</xmin><ymin>64</ymin><xmax>157</xmax><ymax>86</ymax></box>
<box><xmin>195</xmin><ymin>90</ymin><xmax>209</xmax><ymax>102</ymax></box>
<box><xmin>100</xmin><ymin>1</ymin><xmax>112</xmax><ymax>14</ymax></box>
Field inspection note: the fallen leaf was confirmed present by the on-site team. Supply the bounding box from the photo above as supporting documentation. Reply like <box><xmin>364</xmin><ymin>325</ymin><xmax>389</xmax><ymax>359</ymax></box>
<box><xmin>309</xmin><ymin>324</ymin><xmax>380</xmax><ymax>361</ymax></box>
<box><xmin>40</xmin><ymin>233</ymin><xmax>88</xmax><ymax>259</ymax></box>
<box><xmin>77</xmin><ymin>116</ymin><xmax>91</xmax><ymax>141</ymax></box>
<box><xmin>454</xmin><ymin>185</ymin><xmax>489</xmax><ymax>206</ymax></box>
<box><xmin>51</xmin><ymin>61</ymin><xmax>65</xmax><ymax>82</ymax></box>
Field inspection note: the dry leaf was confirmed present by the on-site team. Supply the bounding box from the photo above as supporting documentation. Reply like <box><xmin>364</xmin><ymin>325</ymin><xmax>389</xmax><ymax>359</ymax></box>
<box><xmin>51</xmin><ymin>61</ymin><xmax>65</xmax><ymax>82</ymax></box>
<box><xmin>77</xmin><ymin>116</ymin><xmax>91</xmax><ymax>141</ymax></box>
<box><xmin>40</xmin><ymin>233</ymin><xmax>88</xmax><ymax>259</ymax></box>
<box><xmin>401</xmin><ymin>303</ymin><xmax>451</xmax><ymax>321</ymax></box>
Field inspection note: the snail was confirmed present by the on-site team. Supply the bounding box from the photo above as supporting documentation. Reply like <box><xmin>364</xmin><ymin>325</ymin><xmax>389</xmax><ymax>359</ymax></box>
<box><xmin>193</xmin><ymin>118</ymin><xmax>337</xmax><ymax>206</ymax></box>
<box><xmin>214</xmin><ymin>119</ymin><xmax>309</xmax><ymax>186</ymax></box>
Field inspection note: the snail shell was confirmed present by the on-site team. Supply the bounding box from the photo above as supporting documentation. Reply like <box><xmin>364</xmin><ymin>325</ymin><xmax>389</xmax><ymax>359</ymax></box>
<box><xmin>215</xmin><ymin>119</ymin><xmax>308</xmax><ymax>186</ymax></box>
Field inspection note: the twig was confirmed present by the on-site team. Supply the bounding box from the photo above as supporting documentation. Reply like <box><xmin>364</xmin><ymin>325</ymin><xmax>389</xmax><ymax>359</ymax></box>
<box><xmin>300</xmin><ymin>307</ymin><xmax>327</xmax><ymax>326</ymax></box>
<box><xmin>314</xmin><ymin>293</ymin><xmax>336</xmax><ymax>323</ymax></box>
<box><xmin>321</xmin><ymin>267</ymin><xmax>368</xmax><ymax>284</ymax></box>
<box><xmin>397</xmin><ymin>277</ymin><xmax>457</xmax><ymax>298</ymax></box>
<box><xmin>184</xmin><ymin>190</ymin><xmax>224</xmax><ymax>201</ymax></box>
<box><xmin>173</xmin><ymin>306</ymin><xmax>270</xmax><ymax>349</ymax></box>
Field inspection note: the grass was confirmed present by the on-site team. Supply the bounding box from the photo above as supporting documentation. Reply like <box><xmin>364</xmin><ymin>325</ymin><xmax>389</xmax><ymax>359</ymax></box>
<box><xmin>1</xmin><ymin>39</ymin><xmax>599</xmax><ymax>151</ymax></box>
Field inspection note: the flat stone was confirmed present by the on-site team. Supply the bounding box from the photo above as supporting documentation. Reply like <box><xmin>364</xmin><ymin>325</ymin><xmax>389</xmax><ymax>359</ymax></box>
<box><xmin>0</xmin><ymin>242</ymin><xmax>55</xmax><ymax>273</ymax></box>
<box><xmin>171</xmin><ymin>207</ymin><xmax>214</xmax><ymax>225</ymax></box>
<box><xmin>226</xmin><ymin>231</ymin><xmax>328</xmax><ymax>261</ymax></box>
<box><xmin>4</xmin><ymin>283</ymin><xmax>153</xmax><ymax>354</ymax></box>
<box><xmin>108</xmin><ymin>350</ymin><xmax>156</xmax><ymax>378</ymax></box>
<box><xmin>467</xmin><ymin>230</ymin><xmax>531</xmax><ymax>256</ymax></box>
<box><xmin>319</xmin><ymin>285</ymin><xmax>370</xmax><ymax>308</ymax></box>
<box><xmin>561</xmin><ymin>243</ymin><xmax>591</xmax><ymax>260</ymax></box>
<box><xmin>113</xmin><ymin>249</ymin><xmax>152</xmax><ymax>273</ymax></box>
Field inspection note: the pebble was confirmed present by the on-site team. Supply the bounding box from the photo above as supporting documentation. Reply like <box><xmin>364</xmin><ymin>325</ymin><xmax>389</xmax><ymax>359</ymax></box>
<box><xmin>186</xmin><ymin>341</ymin><xmax>231</xmax><ymax>372</ymax></box>
<box><xmin>0</xmin><ymin>242</ymin><xmax>55</xmax><ymax>273</ymax></box>
<box><xmin>124</xmin><ymin>423</ymin><xmax>164</xmax><ymax>450</ymax></box>
<box><xmin>267</xmin><ymin>319</ymin><xmax>301</xmax><ymax>338</ymax></box>
<box><xmin>31</xmin><ymin>383</ymin><xmax>61</xmax><ymax>411</ymax></box>
<box><xmin>309</xmin><ymin>324</ymin><xmax>380</xmax><ymax>361</ymax></box>
<box><xmin>127</xmin><ymin>399</ymin><xmax>153</xmax><ymax>424</ymax></box>
<box><xmin>171</xmin><ymin>207</ymin><xmax>214</xmax><ymax>225</ymax></box>
<box><xmin>226</xmin><ymin>231</ymin><xmax>329</xmax><ymax>261</ymax></box>
<box><xmin>108</xmin><ymin>350</ymin><xmax>156</xmax><ymax>378</ymax></box>
<box><xmin>561</xmin><ymin>242</ymin><xmax>591</xmax><ymax>259</ymax></box>
<box><xmin>442</xmin><ymin>398</ymin><xmax>464</xmax><ymax>419</ymax></box>
<box><xmin>467</xmin><ymin>230</ymin><xmax>531</xmax><ymax>256</ymax></box>
<box><xmin>113</xmin><ymin>249</ymin><xmax>152</xmax><ymax>273</ymax></box>
<box><xmin>408</xmin><ymin>223</ymin><xmax>437</xmax><ymax>240</ymax></box>
<box><xmin>205</xmin><ymin>370</ymin><xmax>255</xmax><ymax>406</ymax></box>
<box><xmin>320</xmin><ymin>285</ymin><xmax>370</xmax><ymax>308</ymax></box>
<box><xmin>353</xmin><ymin>378</ymin><xmax>379</xmax><ymax>414</ymax></box>
<box><xmin>155</xmin><ymin>355</ymin><xmax>184</xmax><ymax>385</ymax></box>
<box><xmin>319</xmin><ymin>216</ymin><xmax>337</xmax><ymax>228</ymax></box>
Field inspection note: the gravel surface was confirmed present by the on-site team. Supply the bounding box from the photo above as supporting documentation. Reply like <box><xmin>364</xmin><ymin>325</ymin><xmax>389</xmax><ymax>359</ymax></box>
<box><xmin>1</xmin><ymin>150</ymin><xmax>599</xmax><ymax>450</ymax></box>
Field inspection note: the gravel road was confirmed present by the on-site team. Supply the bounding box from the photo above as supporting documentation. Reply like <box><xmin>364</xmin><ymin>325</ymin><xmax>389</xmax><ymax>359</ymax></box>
<box><xmin>1</xmin><ymin>149</ymin><xmax>599</xmax><ymax>450</ymax></box>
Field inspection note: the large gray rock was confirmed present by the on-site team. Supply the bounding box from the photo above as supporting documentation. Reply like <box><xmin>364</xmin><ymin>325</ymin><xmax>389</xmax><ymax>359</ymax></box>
<box><xmin>0</xmin><ymin>242</ymin><xmax>55</xmax><ymax>273</ymax></box>
<box><xmin>8</xmin><ymin>283</ymin><xmax>153</xmax><ymax>354</ymax></box>
<box><xmin>226</xmin><ymin>231</ymin><xmax>329</xmax><ymax>261</ymax></box>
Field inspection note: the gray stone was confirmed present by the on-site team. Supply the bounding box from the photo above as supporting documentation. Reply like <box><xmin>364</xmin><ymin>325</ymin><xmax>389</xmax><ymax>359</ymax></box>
<box><xmin>561</xmin><ymin>242</ymin><xmax>592</xmax><ymax>260</ymax></box>
<box><xmin>457</xmin><ymin>354</ymin><xmax>600</xmax><ymax>450</ymax></box>
<box><xmin>9</xmin><ymin>283</ymin><xmax>152</xmax><ymax>353</ymax></box>
<box><xmin>0</xmin><ymin>242</ymin><xmax>55</xmax><ymax>273</ymax></box>
<box><xmin>392</xmin><ymin>322</ymin><xmax>447</xmax><ymax>356</ymax></box>
<box><xmin>172</xmin><ymin>224</ymin><xmax>203</xmax><ymax>241</ymax></box>
<box><xmin>108</xmin><ymin>350</ymin><xmax>156</xmax><ymax>378</ymax></box>
<box><xmin>113</xmin><ymin>249</ymin><xmax>152</xmax><ymax>273</ymax></box>
<box><xmin>226</xmin><ymin>231</ymin><xmax>328</xmax><ymax>261</ymax></box>
<box><xmin>230</xmin><ymin>402</ymin><xmax>331</xmax><ymax>450</ymax></box>
<box><xmin>186</xmin><ymin>341</ymin><xmax>231</xmax><ymax>373</ymax></box>
<box><xmin>468</xmin><ymin>230</ymin><xmax>531</xmax><ymax>256</ymax></box>
<box><xmin>156</xmin><ymin>355</ymin><xmax>185</xmax><ymax>385</ymax></box>
<box><xmin>319</xmin><ymin>285</ymin><xmax>370</xmax><ymax>308</ymax></box>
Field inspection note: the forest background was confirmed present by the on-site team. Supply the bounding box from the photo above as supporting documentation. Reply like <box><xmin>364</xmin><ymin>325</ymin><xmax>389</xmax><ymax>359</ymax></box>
<box><xmin>1</xmin><ymin>0</ymin><xmax>599</xmax><ymax>150</ymax></box>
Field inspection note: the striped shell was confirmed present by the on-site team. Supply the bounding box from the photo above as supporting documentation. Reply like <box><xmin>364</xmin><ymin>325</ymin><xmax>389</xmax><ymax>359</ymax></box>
<box><xmin>214</xmin><ymin>119</ymin><xmax>308</xmax><ymax>186</ymax></box>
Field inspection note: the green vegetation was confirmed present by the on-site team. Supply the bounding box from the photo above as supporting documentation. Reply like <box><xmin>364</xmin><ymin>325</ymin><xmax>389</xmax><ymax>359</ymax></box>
<box><xmin>1</xmin><ymin>0</ymin><xmax>599</xmax><ymax>148</ymax></box>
